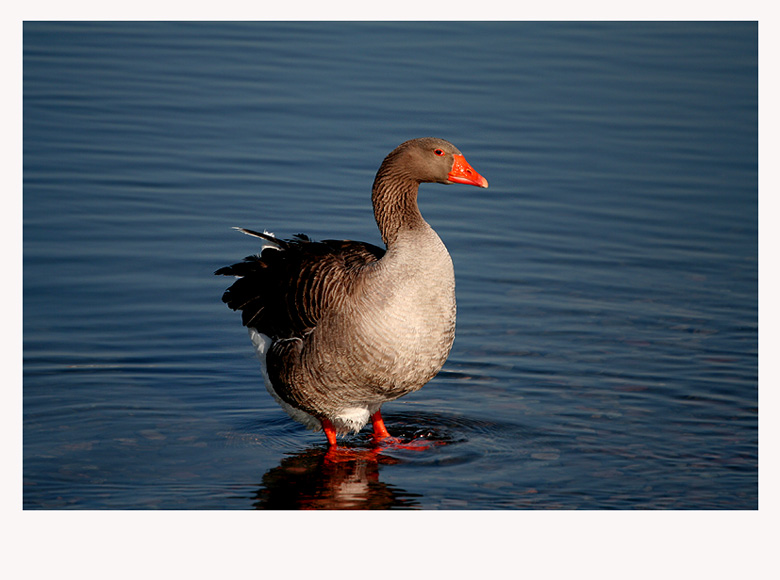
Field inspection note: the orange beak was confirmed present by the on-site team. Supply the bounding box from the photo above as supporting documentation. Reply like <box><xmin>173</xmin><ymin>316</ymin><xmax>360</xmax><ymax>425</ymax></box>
<box><xmin>448</xmin><ymin>154</ymin><xmax>489</xmax><ymax>188</ymax></box>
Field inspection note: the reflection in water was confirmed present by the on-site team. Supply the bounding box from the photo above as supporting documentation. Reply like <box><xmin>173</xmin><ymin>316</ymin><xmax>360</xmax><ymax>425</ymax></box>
<box><xmin>253</xmin><ymin>447</ymin><xmax>422</xmax><ymax>509</ymax></box>
<box><xmin>250</xmin><ymin>411</ymin><xmax>504</xmax><ymax>509</ymax></box>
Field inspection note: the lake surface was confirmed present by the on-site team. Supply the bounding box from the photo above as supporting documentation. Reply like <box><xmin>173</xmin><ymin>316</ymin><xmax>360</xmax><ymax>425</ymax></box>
<box><xmin>23</xmin><ymin>22</ymin><xmax>757</xmax><ymax>509</ymax></box>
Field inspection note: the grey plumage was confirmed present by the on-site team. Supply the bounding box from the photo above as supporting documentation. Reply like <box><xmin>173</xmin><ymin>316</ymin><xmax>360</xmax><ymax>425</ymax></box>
<box><xmin>216</xmin><ymin>138</ymin><xmax>487</xmax><ymax>438</ymax></box>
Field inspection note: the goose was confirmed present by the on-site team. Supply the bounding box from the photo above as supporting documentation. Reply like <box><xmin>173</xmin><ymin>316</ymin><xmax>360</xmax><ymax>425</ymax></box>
<box><xmin>215</xmin><ymin>137</ymin><xmax>488</xmax><ymax>448</ymax></box>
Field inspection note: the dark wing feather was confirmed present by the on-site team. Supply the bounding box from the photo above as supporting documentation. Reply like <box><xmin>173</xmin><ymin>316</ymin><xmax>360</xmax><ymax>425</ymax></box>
<box><xmin>215</xmin><ymin>232</ymin><xmax>385</xmax><ymax>339</ymax></box>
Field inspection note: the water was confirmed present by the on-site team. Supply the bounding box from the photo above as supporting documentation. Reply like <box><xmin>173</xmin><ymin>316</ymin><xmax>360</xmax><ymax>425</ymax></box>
<box><xmin>23</xmin><ymin>22</ymin><xmax>757</xmax><ymax>509</ymax></box>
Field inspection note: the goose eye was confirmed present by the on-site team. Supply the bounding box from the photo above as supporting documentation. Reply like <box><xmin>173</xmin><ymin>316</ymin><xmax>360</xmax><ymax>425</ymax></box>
<box><xmin>434</xmin><ymin>149</ymin><xmax>445</xmax><ymax>156</ymax></box>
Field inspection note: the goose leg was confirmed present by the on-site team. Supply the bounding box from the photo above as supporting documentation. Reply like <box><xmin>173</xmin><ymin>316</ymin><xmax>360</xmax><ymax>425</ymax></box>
<box><xmin>321</xmin><ymin>418</ymin><xmax>338</xmax><ymax>447</ymax></box>
<box><xmin>371</xmin><ymin>410</ymin><xmax>391</xmax><ymax>440</ymax></box>
<box><xmin>371</xmin><ymin>409</ymin><xmax>444</xmax><ymax>451</ymax></box>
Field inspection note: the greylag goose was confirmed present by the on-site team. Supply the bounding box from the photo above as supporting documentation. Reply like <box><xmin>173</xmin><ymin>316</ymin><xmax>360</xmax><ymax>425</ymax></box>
<box><xmin>216</xmin><ymin>137</ymin><xmax>488</xmax><ymax>448</ymax></box>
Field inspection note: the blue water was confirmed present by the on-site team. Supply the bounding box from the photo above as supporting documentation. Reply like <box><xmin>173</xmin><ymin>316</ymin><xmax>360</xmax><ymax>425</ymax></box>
<box><xmin>23</xmin><ymin>22</ymin><xmax>757</xmax><ymax>509</ymax></box>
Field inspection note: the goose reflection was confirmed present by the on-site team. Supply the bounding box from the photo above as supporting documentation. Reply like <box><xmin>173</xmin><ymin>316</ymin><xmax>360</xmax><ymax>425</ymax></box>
<box><xmin>252</xmin><ymin>446</ymin><xmax>422</xmax><ymax>509</ymax></box>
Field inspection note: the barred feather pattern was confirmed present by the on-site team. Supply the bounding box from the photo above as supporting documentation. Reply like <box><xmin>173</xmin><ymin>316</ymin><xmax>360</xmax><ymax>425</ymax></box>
<box><xmin>215</xmin><ymin>227</ymin><xmax>456</xmax><ymax>434</ymax></box>
<box><xmin>215</xmin><ymin>233</ymin><xmax>385</xmax><ymax>339</ymax></box>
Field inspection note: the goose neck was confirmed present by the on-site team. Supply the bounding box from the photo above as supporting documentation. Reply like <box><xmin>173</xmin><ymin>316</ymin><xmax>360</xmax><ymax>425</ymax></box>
<box><xmin>372</xmin><ymin>171</ymin><xmax>426</xmax><ymax>247</ymax></box>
